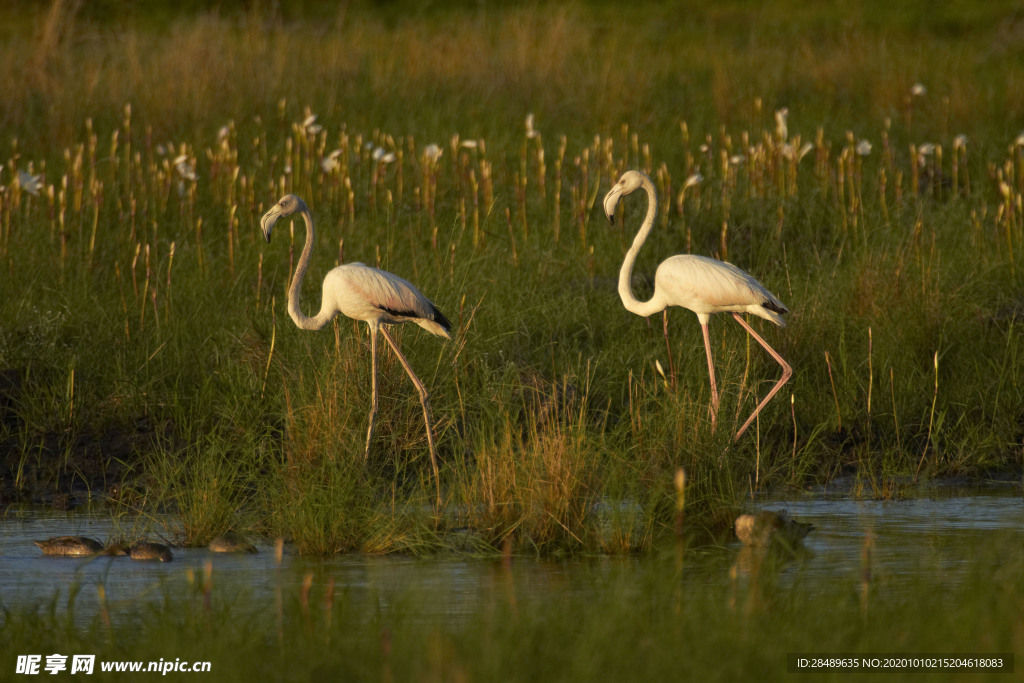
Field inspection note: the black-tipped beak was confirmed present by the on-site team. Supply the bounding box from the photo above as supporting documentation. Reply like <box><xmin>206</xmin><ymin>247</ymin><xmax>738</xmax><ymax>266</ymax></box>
<box><xmin>259</xmin><ymin>208</ymin><xmax>279</xmax><ymax>244</ymax></box>
<box><xmin>602</xmin><ymin>187</ymin><xmax>621</xmax><ymax>226</ymax></box>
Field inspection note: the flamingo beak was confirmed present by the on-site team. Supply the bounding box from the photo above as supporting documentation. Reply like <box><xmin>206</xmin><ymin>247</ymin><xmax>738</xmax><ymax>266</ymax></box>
<box><xmin>603</xmin><ymin>187</ymin><xmax>622</xmax><ymax>224</ymax></box>
<box><xmin>260</xmin><ymin>207</ymin><xmax>281</xmax><ymax>243</ymax></box>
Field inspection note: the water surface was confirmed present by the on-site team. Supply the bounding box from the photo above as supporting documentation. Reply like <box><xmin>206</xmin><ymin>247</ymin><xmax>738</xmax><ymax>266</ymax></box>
<box><xmin>2</xmin><ymin>487</ymin><xmax>1021</xmax><ymax>626</ymax></box>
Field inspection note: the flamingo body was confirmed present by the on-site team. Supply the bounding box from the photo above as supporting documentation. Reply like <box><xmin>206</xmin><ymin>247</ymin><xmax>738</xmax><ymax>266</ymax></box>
<box><xmin>604</xmin><ymin>170</ymin><xmax>792</xmax><ymax>441</ymax></box>
<box><xmin>652</xmin><ymin>254</ymin><xmax>787</xmax><ymax>325</ymax></box>
<box><xmin>318</xmin><ymin>263</ymin><xmax>451</xmax><ymax>338</ymax></box>
<box><xmin>260</xmin><ymin>194</ymin><xmax>448</xmax><ymax>505</ymax></box>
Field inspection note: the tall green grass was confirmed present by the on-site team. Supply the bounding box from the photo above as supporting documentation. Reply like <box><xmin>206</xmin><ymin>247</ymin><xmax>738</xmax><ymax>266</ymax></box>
<box><xmin>1</xmin><ymin>0</ymin><xmax>1023</xmax><ymax>553</ymax></box>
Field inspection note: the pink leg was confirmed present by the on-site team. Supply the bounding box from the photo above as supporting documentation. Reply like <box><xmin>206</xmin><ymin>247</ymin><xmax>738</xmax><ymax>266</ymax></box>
<box><xmin>731</xmin><ymin>313</ymin><xmax>792</xmax><ymax>441</ymax></box>
<box><xmin>380</xmin><ymin>327</ymin><xmax>442</xmax><ymax>508</ymax></box>
<box><xmin>700</xmin><ymin>319</ymin><xmax>719</xmax><ymax>430</ymax></box>
<box><xmin>364</xmin><ymin>324</ymin><xmax>379</xmax><ymax>461</ymax></box>
<box><xmin>662</xmin><ymin>311</ymin><xmax>676</xmax><ymax>389</ymax></box>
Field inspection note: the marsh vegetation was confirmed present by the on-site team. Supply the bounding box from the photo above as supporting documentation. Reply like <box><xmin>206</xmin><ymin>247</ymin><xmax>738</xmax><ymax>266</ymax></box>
<box><xmin>1</xmin><ymin>1</ymin><xmax>1022</xmax><ymax>557</ymax></box>
<box><xmin>3</xmin><ymin>1</ymin><xmax>1024</xmax><ymax>678</ymax></box>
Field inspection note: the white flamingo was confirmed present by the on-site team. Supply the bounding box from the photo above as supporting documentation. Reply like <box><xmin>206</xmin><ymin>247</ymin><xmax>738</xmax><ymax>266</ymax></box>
<box><xmin>260</xmin><ymin>195</ymin><xmax>450</xmax><ymax>504</ymax></box>
<box><xmin>603</xmin><ymin>170</ymin><xmax>792</xmax><ymax>441</ymax></box>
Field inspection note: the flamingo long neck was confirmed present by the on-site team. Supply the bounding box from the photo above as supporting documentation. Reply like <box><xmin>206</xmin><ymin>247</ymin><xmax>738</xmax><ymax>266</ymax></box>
<box><xmin>618</xmin><ymin>174</ymin><xmax>666</xmax><ymax>318</ymax></box>
<box><xmin>288</xmin><ymin>208</ymin><xmax>335</xmax><ymax>331</ymax></box>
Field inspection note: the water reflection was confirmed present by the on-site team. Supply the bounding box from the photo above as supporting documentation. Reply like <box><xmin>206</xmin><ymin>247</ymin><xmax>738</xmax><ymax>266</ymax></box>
<box><xmin>1</xmin><ymin>489</ymin><xmax>1021</xmax><ymax>627</ymax></box>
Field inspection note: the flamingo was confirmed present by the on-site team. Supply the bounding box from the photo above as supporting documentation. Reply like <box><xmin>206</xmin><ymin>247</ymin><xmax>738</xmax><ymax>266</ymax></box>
<box><xmin>260</xmin><ymin>195</ymin><xmax>450</xmax><ymax>505</ymax></box>
<box><xmin>603</xmin><ymin>170</ymin><xmax>792</xmax><ymax>441</ymax></box>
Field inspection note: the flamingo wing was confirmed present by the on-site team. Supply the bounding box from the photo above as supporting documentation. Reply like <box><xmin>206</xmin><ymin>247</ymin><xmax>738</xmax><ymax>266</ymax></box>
<box><xmin>326</xmin><ymin>263</ymin><xmax>451</xmax><ymax>338</ymax></box>
<box><xmin>656</xmin><ymin>254</ymin><xmax>787</xmax><ymax>325</ymax></box>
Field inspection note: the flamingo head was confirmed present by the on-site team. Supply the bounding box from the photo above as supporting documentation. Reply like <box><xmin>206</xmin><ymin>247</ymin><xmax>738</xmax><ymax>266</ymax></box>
<box><xmin>260</xmin><ymin>194</ymin><xmax>308</xmax><ymax>243</ymax></box>
<box><xmin>602</xmin><ymin>170</ymin><xmax>647</xmax><ymax>224</ymax></box>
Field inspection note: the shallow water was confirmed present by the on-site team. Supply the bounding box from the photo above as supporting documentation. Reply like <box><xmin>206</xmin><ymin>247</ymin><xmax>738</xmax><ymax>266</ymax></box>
<box><xmin>2</xmin><ymin>487</ymin><xmax>1022</xmax><ymax>626</ymax></box>
<box><xmin>782</xmin><ymin>493</ymin><xmax>1022</xmax><ymax>579</ymax></box>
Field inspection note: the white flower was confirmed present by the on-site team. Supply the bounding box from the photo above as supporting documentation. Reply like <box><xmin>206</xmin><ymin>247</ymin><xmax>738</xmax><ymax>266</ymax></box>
<box><xmin>781</xmin><ymin>142</ymin><xmax>814</xmax><ymax>161</ymax></box>
<box><xmin>953</xmin><ymin>134</ymin><xmax>968</xmax><ymax>150</ymax></box>
<box><xmin>916</xmin><ymin>143</ymin><xmax>936</xmax><ymax>167</ymax></box>
<box><xmin>911</xmin><ymin>83</ymin><xmax>927</xmax><ymax>97</ymax></box>
<box><xmin>423</xmin><ymin>144</ymin><xmax>443</xmax><ymax>162</ymax></box>
<box><xmin>525</xmin><ymin>113</ymin><xmax>539</xmax><ymax>139</ymax></box>
<box><xmin>779</xmin><ymin>142</ymin><xmax>810</xmax><ymax>161</ymax></box>
<box><xmin>18</xmin><ymin>170</ymin><xmax>42</xmax><ymax>195</ymax></box>
<box><xmin>729</xmin><ymin>154</ymin><xmax>745</xmax><ymax>166</ymax></box>
<box><xmin>856</xmin><ymin>140</ymin><xmax>872</xmax><ymax>156</ymax></box>
<box><xmin>176</xmin><ymin>163</ymin><xmax>197</xmax><ymax>181</ymax></box>
<box><xmin>460</xmin><ymin>139</ymin><xmax>478</xmax><ymax>149</ymax></box>
<box><xmin>775</xmin><ymin>108</ymin><xmax>789</xmax><ymax>141</ymax></box>
<box><xmin>321</xmin><ymin>149</ymin><xmax>343</xmax><ymax>173</ymax></box>
<box><xmin>303</xmin><ymin>114</ymin><xmax>322</xmax><ymax>135</ymax></box>
<box><xmin>217</xmin><ymin>125</ymin><xmax>230</xmax><ymax>143</ymax></box>
<box><xmin>173</xmin><ymin>155</ymin><xmax>197</xmax><ymax>181</ymax></box>
<box><xmin>372</xmin><ymin>147</ymin><xmax>395</xmax><ymax>164</ymax></box>
<box><xmin>677</xmin><ymin>173</ymin><xmax>702</xmax><ymax>205</ymax></box>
